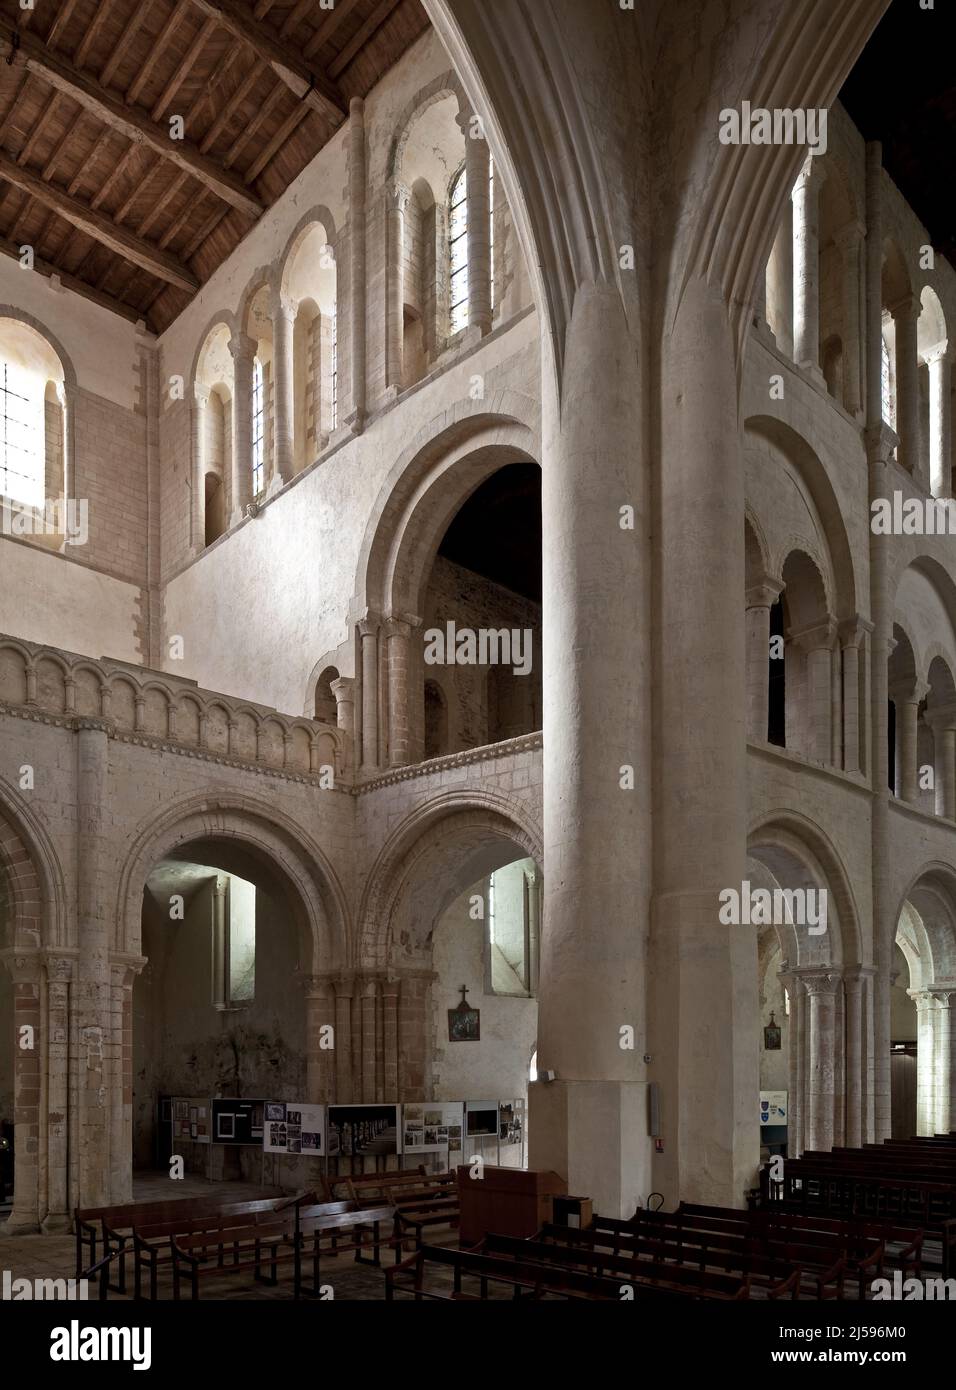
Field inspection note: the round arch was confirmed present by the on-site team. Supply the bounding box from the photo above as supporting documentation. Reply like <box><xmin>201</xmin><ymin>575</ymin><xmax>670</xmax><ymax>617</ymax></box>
<box><xmin>0</xmin><ymin>306</ymin><xmax>77</xmax><ymax>390</ymax></box>
<box><xmin>0</xmin><ymin>776</ymin><xmax>67</xmax><ymax>952</ymax></box>
<box><xmin>387</xmin><ymin>71</ymin><xmax>468</xmax><ymax>183</ymax></box>
<box><xmin>113</xmin><ymin>792</ymin><xmax>349</xmax><ymax>973</ymax></box>
<box><xmin>355</xmin><ymin>396</ymin><xmax>539</xmax><ymax>616</ymax></box>
<box><xmin>747</xmin><ymin>809</ymin><xmax>863</xmax><ymax>968</ymax></box>
<box><xmin>358</xmin><ymin>789</ymin><xmax>543</xmax><ymax>971</ymax></box>
<box><xmin>745</xmin><ymin>415</ymin><xmax>858</xmax><ymax>620</ymax></box>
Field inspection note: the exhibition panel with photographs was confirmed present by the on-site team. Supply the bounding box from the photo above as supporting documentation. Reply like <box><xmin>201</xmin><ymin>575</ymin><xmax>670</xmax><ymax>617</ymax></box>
<box><xmin>0</xmin><ymin>0</ymin><xmax>954</xmax><ymax>1366</ymax></box>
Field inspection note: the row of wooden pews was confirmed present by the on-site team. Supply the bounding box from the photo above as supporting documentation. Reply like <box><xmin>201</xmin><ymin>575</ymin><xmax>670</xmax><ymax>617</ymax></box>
<box><xmin>75</xmin><ymin>1167</ymin><xmax>461</xmax><ymax>1300</ymax></box>
<box><xmin>758</xmin><ymin>1133</ymin><xmax>956</xmax><ymax>1274</ymax></box>
<box><xmin>385</xmin><ymin>1198</ymin><xmax>931</xmax><ymax>1301</ymax></box>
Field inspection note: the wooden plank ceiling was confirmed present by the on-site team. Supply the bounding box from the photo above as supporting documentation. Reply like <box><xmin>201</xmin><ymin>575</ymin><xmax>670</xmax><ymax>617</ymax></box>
<box><xmin>0</xmin><ymin>0</ymin><xmax>427</xmax><ymax>332</ymax></box>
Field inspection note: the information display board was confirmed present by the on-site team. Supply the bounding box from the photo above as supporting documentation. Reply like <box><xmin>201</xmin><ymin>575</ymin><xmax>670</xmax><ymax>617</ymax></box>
<box><xmin>172</xmin><ymin>1097</ymin><xmax>212</xmax><ymax>1145</ymax></box>
<box><xmin>263</xmin><ymin>1101</ymin><xmax>326</xmax><ymax>1154</ymax></box>
<box><xmin>211</xmin><ymin>1098</ymin><xmax>265</xmax><ymax>1145</ymax></box>
<box><xmin>327</xmin><ymin>1104</ymin><xmax>401</xmax><ymax>1157</ymax></box>
<box><xmin>402</xmin><ymin>1102</ymin><xmax>463</xmax><ymax>1155</ymax></box>
<box><xmin>760</xmin><ymin>1091</ymin><xmax>788</xmax><ymax>1126</ymax></box>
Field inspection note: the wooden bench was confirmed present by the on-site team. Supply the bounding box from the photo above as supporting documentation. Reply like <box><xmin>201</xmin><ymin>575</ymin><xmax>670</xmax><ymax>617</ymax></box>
<box><xmin>386</xmin><ymin>1240</ymin><xmax>753</xmax><ymax>1301</ymax></box>
<box><xmin>75</xmin><ymin>1191</ymin><xmax>309</xmax><ymax>1293</ymax></box>
<box><xmin>168</xmin><ymin>1199</ymin><xmax>399</xmax><ymax>1300</ymax></box>
<box><xmin>128</xmin><ymin>1194</ymin><xmax>325</xmax><ymax>1300</ymax></box>
<box><xmin>554</xmin><ymin>1214</ymin><xmax>858</xmax><ymax>1298</ymax></box>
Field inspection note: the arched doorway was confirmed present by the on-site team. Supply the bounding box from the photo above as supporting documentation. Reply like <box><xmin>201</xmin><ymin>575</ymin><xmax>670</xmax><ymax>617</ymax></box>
<box><xmin>363</xmin><ymin>794</ymin><xmax>542</xmax><ymax>1169</ymax></box>
<box><xmin>893</xmin><ymin>872</ymin><xmax>956</xmax><ymax>1138</ymax></box>
<box><xmin>748</xmin><ymin>817</ymin><xmax>861</xmax><ymax>1158</ymax></box>
<box><xmin>119</xmin><ymin>798</ymin><xmax>346</xmax><ymax>1199</ymax></box>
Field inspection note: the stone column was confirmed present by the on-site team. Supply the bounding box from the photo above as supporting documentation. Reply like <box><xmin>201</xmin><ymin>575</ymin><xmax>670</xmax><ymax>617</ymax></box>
<box><xmin>529</xmin><ymin>277</ymin><xmax>654</xmax><ymax>1220</ymax></box>
<box><xmin>780</xmin><ymin>967</ymin><xmax>803</xmax><ymax>1157</ymax></box>
<box><xmin>333</xmin><ymin>976</ymin><xmax>354</xmax><ymax>1104</ymax></box>
<box><xmin>891</xmin><ymin>295</ymin><xmax>920</xmax><ymax>478</ymax></box>
<box><xmin>190</xmin><ymin>383</ymin><xmax>208</xmax><ymax>553</ymax></box>
<box><xmin>767</xmin><ymin>202</ymin><xmax>793</xmax><ymax>357</ymax></box>
<box><xmin>75</xmin><ymin>720</ymin><xmax>113</xmax><ymax>1207</ymax></box>
<box><xmin>649</xmin><ymin>271</ymin><xmax>758</xmax><ymax>1211</ymax></box>
<box><xmin>792</xmin><ymin>157</ymin><xmax>821</xmax><ymax>373</ymax></box>
<box><xmin>835</xmin><ymin>220</ymin><xmax>864</xmax><ymax>417</ymax></box>
<box><xmin>386</xmin><ymin>180</ymin><xmax>409</xmax><ymax>392</ymax></box>
<box><xmin>304</xmin><ymin>977</ymin><xmax>336</xmax><ymax>1102</ymax></box>
<box><xmin>794</xmin><ymin>623</ymin><xmax>835</xmax><ymax>764</ymax></box>
<box><xmin>892</xmin><ymin>680</ymin><xmax>927</xmax><ymax>804</ymax></box>
<box><xmin>42</xmin><ymin>953</ymin><xmax>74</xmax><ymax>1231</ymax></box>
<box><xmin>330</xmin><ymin>676</ymin><xmax>355</xmax><ymax>736</ymax></box>
<box><xmin>382</xmin><ymin>979</ymin><xmax>400</xmax><ymax>1100</ymax></box>
<box><xmin>866</xmin><ymin>142</ymin><xmax>894</xmax><ymax>1141</ymax></box>
<box><xmin>385</xmin><ymin>615</ymin><xmax>415</xmax><ymax>768</ymax></box>
<box><xmin>830</xmin><ymin>631</ymin><xmax>843</xmax><ymax>770</ymax></box>
<box><xmin>347</xmin><ymin>97</ymin><xmax>367</xmax><ymax>432</ymax></box>
<box><xmin>934</xmin><ymin>991</ymin><xmax>952</xmax><ymax>1133</ymax></box>
<box><xmin>844</xmin><ymin>970</ymin><xmax>866</xmax><ymax>1148</ymax></box>
<box><xmin>358</xmin><ymin>615</ymin><xmax>380</xmax><ymax>772</ymax></box>
<box><xmin>60</xmin><ymin>380</ymin><xmax>76</xmax><ymax>507</ymax></box>
<box><xmin>459</xmin><ymin>108</ymin><xmax>492</xmax><ymax>336</ymax></box>
<box><xmin>228</xmin><ymin>331</ymin><xmax>256</xmax><ymax>523</ymax></box>
<box><xmin>109</xmin><ymin>961</ymin><xmax>141</xmax><ymax>1204</ymax></box>
<box><xmin>358</xmin><ymin>978</ymin><xmax>378</xmax><ymax>1104</ymax></box>
<box><xmin>927</xmin><ymin>705</ymin><xmax>956</xmax><ymax>819</ymax></box>
<box><xmin>745</xmin><ymin>577</ymin><xmax>782</xmax><ymax>742</ymax></box>
<box><xmin>805</xmin><ymin>973</ymin><xmax>837</xmax><ymax>1151</ymax></box>
<box><xmin>839</xmin><ymin>618</ymin><xmax>867</xmax><ymax>774</ymax></box>
<box><xmin>926</xmin><ymin>344</ymin><xmax>952</xmax><ymax>498</ymax></box>
<box><xmin>270</xmin><ymin>293</ymin><xmax>295</xmax><ymax>489</ymax></box>
<box><xmin>912</xmin><ymin>991</ymin><xmax>937</xmax><ymax>1135</ymax></box>
<box><xmin>0</xmin><ymin>952</ymin><xmax>42</xmax><ymax>1231</ymax></box>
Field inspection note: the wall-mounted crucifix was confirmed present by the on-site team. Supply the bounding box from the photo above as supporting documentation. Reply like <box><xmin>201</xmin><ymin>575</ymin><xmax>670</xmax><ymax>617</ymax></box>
<box><xmin>448</xmin><ymin>984</ymin><xmax>480</xmax><ymax>1042</ymax></box>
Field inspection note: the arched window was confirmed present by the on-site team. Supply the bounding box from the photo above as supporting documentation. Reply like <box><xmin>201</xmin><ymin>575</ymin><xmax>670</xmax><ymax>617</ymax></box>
<box><xmin>0</xmin><ymin>358</ymin><xmax>44</xmax><ymax>505</ymax></box>
<box><xmin>448</xmin><ymin>163</ymin><xmax>469</xmax><ymax>335</ymax></box>
<box><xmin>881</xmin><ymin>335</ymin><xmax>895</xmax><ymax>428</ymax></box>
<box><xmin>0</xmin><ymin>318</ymin><xmax>64</xmax><ymax>510</ymax></box>
<box><xmin>251</xmin><ymin>357</ymin><xmax>265</xmax><ymax>496</ymax></box>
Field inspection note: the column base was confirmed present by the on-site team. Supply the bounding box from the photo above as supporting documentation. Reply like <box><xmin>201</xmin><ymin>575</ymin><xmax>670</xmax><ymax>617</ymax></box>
<box><xmin>0</xmin><ymin>1213</ymin><xmax>41</xmax><ymax>1236</ymax></box>
<box><xmin>528</xmin><ymin>1078</ymin><xmax>652</xmax><ymax>1219</ymax></box>
<box><xmin>41</xmin><ymin>1212</ymin><xmax>72</xmax><ymax>1234</ymax></box>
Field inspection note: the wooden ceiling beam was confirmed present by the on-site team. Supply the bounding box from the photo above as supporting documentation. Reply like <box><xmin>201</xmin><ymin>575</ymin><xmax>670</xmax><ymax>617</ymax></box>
<box><xmin>126</xmin><ymin>0</ymin><xmax>191</xmax><ymax>105</ymax></box>
<box><xmin>74</xmin><ymin>0</ymin><xmax>118</xmax><ymax>70</ymax></box>
<box><xmin>16</xmin><ymin>92</ymin><xmax>61</xmax><ymax>168</ymax></box>
<box><xmin>328</xmin><ymin>0</ymin><xmax>404</xmax><ymax>79</ymax></box>
<box><xmin>189</xmin><ymin>0</ymin><xmax>347</xmax><ymax>124</ymax></box>
<box><xmin>150</xmin><ymin>15</ymin><xmax>219</xmax><ymax>121</ymax></box>
<box><xmin>67</xmin><ymin>127</ymin><xmax>111</xmax><ymax>195</ymax></box>
<box><xmin>0</xmin><ymin>232</ymin><xmax>146</xmax><ymax>324</ymax></box>
<box><xmin>0</xmin><ymin>151</ymin><xmax>200</xmax><ymax>292</ymax></box>
<box><xmin>90</xmin><ymin>146</ymin><xmax>139</xmax><ymax>210</ymax></box>
<box><xmin>199</xmin><ymin>57</ymin><xmax>261</xmax><ymax>153</ymax></box>
<box><xmin>100</xmin><ymin>3</ymin><xmax>150</xmax><ymax>88</ymax></box>
<box><xmin>223</xmin><ymin>81</ymin><xmax>285</xmax><ymax>168</ymax></box>
<box><xmin>138</xmin><ymin>171</ymin><xmax>188</xmax><ymax>238</ymax></box>
<box><xmin>42</xmin><ymin>110</ymin><xmax>84</xmax><ymax>182</ymax></box>
<box><xmin>0</xmin><ymin>17</ymin><xmax>263</xmax><ymax>219</ymax></box>
<box><xmin>302</xmin><ymin>0</ymin><xmax>363</xmax><ymax>59</ymax></box>
<box><xmin>243</xmin><ymin>99</ymin><xmax>311</xmax><ymax>183</ymax></box>
<box><xmin>279</xmin><ymin>0</ymin><xmax>315</xmax><ymax>39</ymax></box>
<box><xmin>44</xmin><ymin>0</ymin><xmax>82</xmax><ymax>51</ymax></box>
